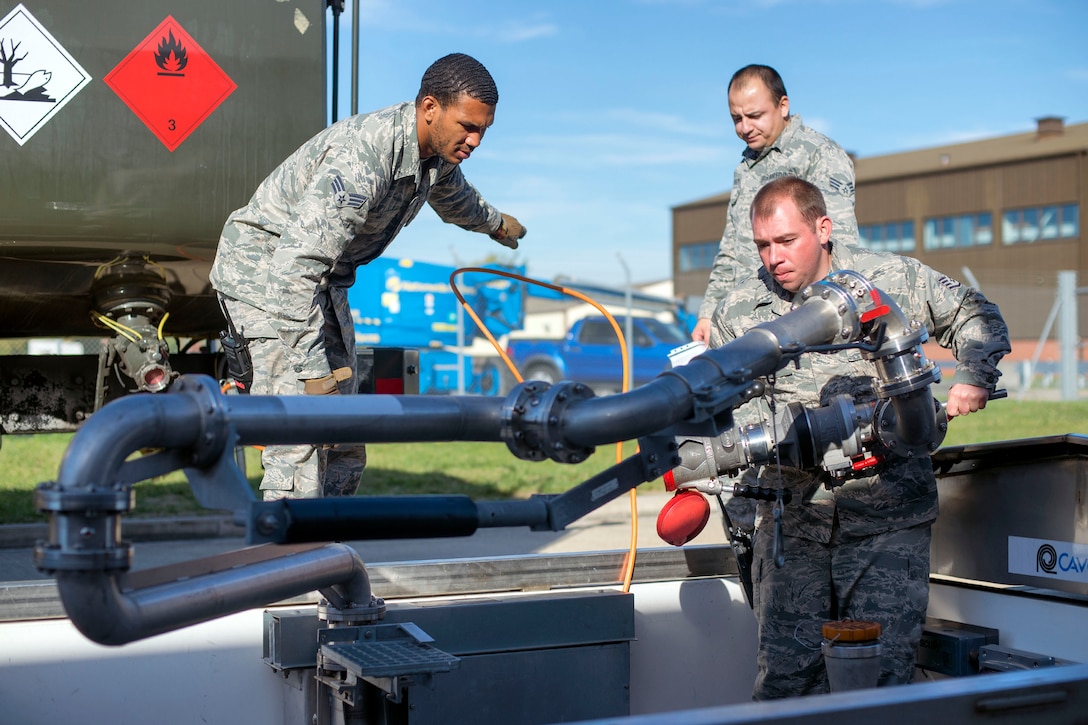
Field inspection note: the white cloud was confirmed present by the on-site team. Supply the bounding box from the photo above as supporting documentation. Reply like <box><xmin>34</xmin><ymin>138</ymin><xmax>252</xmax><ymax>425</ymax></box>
<box><xmin>392</xmin><ymin>186</ymin><xmax>674</xmax><ymax>286</ymax></box>
<box><xmin>491</xmin><ymin>132</ymin><xmax>724</xmax><ymax>169</ymax></box>
<box><xmin>494</xmin><ymin>19</ymin><xmax>559</xmax><ymax>43</ymax></box>
<box><xmin>802</xmin><ymin>115</ymin><xmax>834</xmax><ymax>137</ymax></box>
<box><xmin>589</xmin><ymin>109</ymin><xmax>722</xmax><ymax>137</ymax></box>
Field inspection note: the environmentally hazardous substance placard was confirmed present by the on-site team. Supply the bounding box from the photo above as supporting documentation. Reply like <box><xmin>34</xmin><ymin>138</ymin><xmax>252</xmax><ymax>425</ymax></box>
<box><xmin>0</xmin><ymin>3</ymin><xmax>91</xmax><ymax>146</ymax></box>
<box><xmin>104</xmin><ymin>16</ymin><xmax>236</xmax><ymax>152</ymax></box>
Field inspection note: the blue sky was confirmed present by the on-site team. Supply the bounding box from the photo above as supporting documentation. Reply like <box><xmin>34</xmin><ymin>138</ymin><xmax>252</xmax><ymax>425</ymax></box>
<box><xmin>330</xmin><ymin>0</ymin><xmax>1088</xmax><ymax>289</ymax></box>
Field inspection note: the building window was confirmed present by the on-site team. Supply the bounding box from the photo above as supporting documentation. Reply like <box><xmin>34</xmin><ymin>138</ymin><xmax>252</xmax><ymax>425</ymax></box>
<box><xmin>678</xmin><ymin>241</ymin><xmax>718</xmax><ymax>272</ymax></box>
<box><xmin>1002</xmin><ymin>203</ymin><xmax>1080</xmax><ymax>244</ymax></box>
<box><xmin>859</xmin><ymin>221</ymin><xmax>915</xmax><ymax>252</ymax></box>
<box><xmin>922</xmin><ymin>212</ymin><xmax>993</xmax><ymax>250</ymax></box>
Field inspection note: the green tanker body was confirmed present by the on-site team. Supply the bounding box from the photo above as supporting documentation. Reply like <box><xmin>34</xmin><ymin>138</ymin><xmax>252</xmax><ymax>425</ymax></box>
<box><xmin>0</xmin><ymin>0</ymin><xmax>326</xmax><ymax>430</ymax></box>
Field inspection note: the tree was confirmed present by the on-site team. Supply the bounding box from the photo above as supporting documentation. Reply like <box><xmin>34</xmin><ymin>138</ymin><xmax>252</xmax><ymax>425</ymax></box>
<box><xmin>0</xmin><ymin>39</ymin><xmax>27</xmax><ymax>89</ymax></box>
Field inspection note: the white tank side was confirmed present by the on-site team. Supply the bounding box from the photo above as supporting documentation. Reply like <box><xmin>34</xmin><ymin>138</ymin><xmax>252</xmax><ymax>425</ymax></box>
<box><xmin>627</xmin><ymin>577</ymin><xmax>758</xmax><ymax>713</ymax></box>
<box><xmin>928</xmin><ymin>581</ymin><xmax>1088</xmax><ymax>663</ymax></box>
<box><xmin>0</xmin><ymin>607</ymin><xmax>287</xmax><ymax>725</ymax></box>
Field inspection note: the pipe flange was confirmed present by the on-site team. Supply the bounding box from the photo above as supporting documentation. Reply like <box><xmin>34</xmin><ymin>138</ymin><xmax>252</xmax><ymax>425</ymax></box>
<box><xmin>501</xmin><ymin>380</ymin><xmax>595</xmax><ymax>463</ymax></box>
<box><xmin>34</xmin><ymin>543</ymin><xmax>133</xmax><ymax>573</ymax></box>
<box><xmin>875</xmin><ymin>361</ymin><xmax>941</xmax><ymax>398</ymax></box>
<box><xmin>501</xmin><ymin>380</ymin><xmax>551</xmax><ymax>461</ymax></box>
<box><xmin>35</xmin><ymin>481</ymin><xmax>133</xmax><ymax>514</ymax></box>
<box><xmin>171</xmin><ymin>375</ymin><xmax>230</xmax><ymax>469</ymax></box>
<box><xmin>318</xmin><ymin>596</ymin><xmax>388</xmax><ymax>625</ymax></box>
<box><xmin>794</xmin><ymin>273</ymin><xmax>865</xmax><ymax>344</ymax></box>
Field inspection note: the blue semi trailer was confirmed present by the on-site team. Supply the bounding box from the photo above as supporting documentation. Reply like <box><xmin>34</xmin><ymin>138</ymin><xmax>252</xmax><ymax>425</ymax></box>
<box><xmin>349</xmin><ymin>258</ymin><xmax>527</xmax><ymax>395</ymax></box>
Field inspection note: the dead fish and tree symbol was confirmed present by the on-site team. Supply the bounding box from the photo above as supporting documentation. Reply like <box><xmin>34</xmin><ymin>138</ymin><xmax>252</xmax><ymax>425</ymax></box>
<box><xmin>0</xmin><ymin>37</ymin><xmax>53</xmax><ymax>101</ymax></box>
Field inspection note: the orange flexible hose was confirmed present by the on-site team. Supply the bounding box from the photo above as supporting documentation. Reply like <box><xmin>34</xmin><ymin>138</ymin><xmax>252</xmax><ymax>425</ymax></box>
<box><xmin>450</xmin><ymin>268</ymin><xmax>640</xmax><ymax>592</ymax></box>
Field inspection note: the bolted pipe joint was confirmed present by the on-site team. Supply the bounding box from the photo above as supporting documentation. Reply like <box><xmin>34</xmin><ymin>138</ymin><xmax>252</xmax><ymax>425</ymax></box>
<box><xmin>873</xmin><ymin>391</ymin><xmax>948</xmax><ymax>459</ymax></box>
<box><xmin>34</xmin><ymin>375</ymin><xmax>235</xmax><ymax>575</ymax></box>
<box><xmin>501</xmin><ymin>379</ymin><xmax>597</xmax><ymax>463</ymax></box>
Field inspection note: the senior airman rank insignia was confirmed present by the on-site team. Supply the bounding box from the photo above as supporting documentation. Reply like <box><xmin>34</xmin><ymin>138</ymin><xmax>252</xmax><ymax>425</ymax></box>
<box><xmin>331</xmin><ymin>176</ymin><xmax>366</xmax><ymax>208</ymax></box>
<box><xmin>828</xmin><ymin>175</ymin><xmax>855</xmax><ymax>196</ymax></box>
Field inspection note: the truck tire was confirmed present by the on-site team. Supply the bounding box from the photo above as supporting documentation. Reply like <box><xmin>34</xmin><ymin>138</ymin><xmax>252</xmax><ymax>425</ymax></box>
<box><xmin>476</xmin><ymin>359</ymin><xmax>516</xmax><ymax>396</ymax></box>
<box><xmin>523</xmin><ymin>363</ymin><xmax>561</xmax><ymax>385</ymax></box>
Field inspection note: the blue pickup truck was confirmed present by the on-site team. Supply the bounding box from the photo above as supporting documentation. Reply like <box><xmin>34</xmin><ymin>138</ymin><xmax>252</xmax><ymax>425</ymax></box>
<box><xmin>504</xmin><ymin>315</ymin><xmax>691</xmax><ymax>392</ymax></box>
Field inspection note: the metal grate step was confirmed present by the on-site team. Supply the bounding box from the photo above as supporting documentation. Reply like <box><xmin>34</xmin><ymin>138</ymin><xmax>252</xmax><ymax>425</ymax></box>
<box><xmin>320</xmin><ymin>625</ymin><xmax>459</xmax><ymax>678</ymax></box>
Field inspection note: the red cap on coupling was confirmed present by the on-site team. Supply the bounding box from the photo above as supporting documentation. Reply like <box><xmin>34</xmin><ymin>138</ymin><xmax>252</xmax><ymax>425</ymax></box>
<box><xmin>656</xmin><ymin>490</ymin><xmax>711</xmax><ymax>546</ymax></box>
<box><xmin>662</xmin><ymin>469</ymin><xmax>677</xmax><ymax>491</ymax></box>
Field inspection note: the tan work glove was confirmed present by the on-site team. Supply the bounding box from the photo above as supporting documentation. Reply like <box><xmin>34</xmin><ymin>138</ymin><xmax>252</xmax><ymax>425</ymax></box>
<box><xmin>489</xmin><ymin>213</ymin><xmax>527</xmax><ymax>250</ymax></box>
<box><xmin>303</xmin><ymin>366</ymin><xmax>353</xmax><ymax>395</ymax></box>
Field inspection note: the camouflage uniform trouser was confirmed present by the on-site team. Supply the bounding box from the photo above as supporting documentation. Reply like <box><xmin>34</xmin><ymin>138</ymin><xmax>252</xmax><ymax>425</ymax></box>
<box><xmin>222</xmin><ymin>291</ymin><xmax>367</xmax><ymax>501</ymax></box>
<box><xmin>751</xmin><ymin>521</ymin><xmax>931</xmax><ymax>700</ymax></box>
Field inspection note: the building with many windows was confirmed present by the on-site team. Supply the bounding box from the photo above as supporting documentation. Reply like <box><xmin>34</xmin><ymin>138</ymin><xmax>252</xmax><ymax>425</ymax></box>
<box><xmin>672</xmin><ymin>117</ymin><xmax>1088</xmax><ymax>342</ymax></box>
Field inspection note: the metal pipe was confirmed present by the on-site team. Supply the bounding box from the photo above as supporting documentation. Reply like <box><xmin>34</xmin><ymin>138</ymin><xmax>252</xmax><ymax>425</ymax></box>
<box><xmin>263</xmin><ymin>495</ymin><xmax>480</xmax><ymax>543</ymax></box>
<box><xmin>55</xmin><ymin>543</ymin><xmax>372</xmax><ymax>646</ymax></box>
<box><xmin>224</xmin><ymin>392</ymin><xmax>505</xmax><ymax>447</ymax></box>
<box><xmin>1058</xmin><ymin>270</ymin><xmax>1078</xmax><ymax>401</ymax></box>
<box><xmin>55</xmin><ymin>382</ymin><xmax>214</xmax><ymax>490</ymax></box>
<box><xmin>52</xmin><ymin>385</ymin><xmax>505</xmax><ymax>492</ymax></box>
<box><xmin>34</xmin><ymin>273</ymin><xmax>886</xmax><ymax>644</ymax></box>
<box><xmin>350</xmin><ymin>0</ymin><xmax>359</xmax><ymax>116</ymax></box>
<box><xmin>880</xmin><ymin>389</ymin><xmax>944</xmax><ymax>456</ymax></box>
<box><xmin>532</xmin><ymin>293</ymin><xmax>849</xmax><ymax>452</ymax></box>
<box><xmin>47</xmin><ymin>282</ymin><xmax>849</xmax><ymax>490</ymax></box>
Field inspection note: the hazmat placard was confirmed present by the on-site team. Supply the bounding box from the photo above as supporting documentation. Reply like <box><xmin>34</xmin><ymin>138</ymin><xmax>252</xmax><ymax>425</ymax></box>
<box><xmin>0</xmin><ymin>3</ymin><xmax>91</xmax><ymax>146</ymax></box>
<box><xmin>104</xmin><ymin>15</ymin><xmax>236</xmax><ymax>152</ymax></box>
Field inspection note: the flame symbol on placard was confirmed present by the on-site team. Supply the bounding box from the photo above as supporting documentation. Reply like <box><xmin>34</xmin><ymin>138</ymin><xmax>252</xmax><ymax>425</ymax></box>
<box><xmin>154</xmin><ymin>30</ymin><xmax>187</xmax><ymax>73</ymax></box>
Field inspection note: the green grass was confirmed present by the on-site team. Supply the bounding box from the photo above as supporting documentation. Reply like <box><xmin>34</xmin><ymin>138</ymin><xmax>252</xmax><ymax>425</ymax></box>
<box><xmin>0</xmin><ymin>435</ymin><xmax>640</xmax><ymax>525</ymax></box>
<box><xmin>939</xmin><ymin>399</ymin><xmax>1087</xmax><ymax>447</ymax></box>
<box><xmin>1</xmin><ymin>400</ymin><xmax>1084</xmax><ymax>525</ymax></box>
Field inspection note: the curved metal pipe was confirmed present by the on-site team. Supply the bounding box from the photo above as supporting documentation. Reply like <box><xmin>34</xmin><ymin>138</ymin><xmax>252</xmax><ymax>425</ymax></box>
<box><xmin>55</xmin><ymin>543</ymin><xmax>372</xmax><ymax>646</ymax></box>
<box><xmin>531</xmin><ymin>293</ymin><xmax>850</xmax><ymax>453</ymax></box>
<box><xmin>858</xmin><ymin>282</ymin><xmax>943</xmax><ymax>456</ymax></box>
<box><xmin>50</xmin><ymin>280</ymin><xmax>854</xmax><ymax>484</ymax></box>
<box><xmin>550</xmin><ymin>375</ymin><xmax>694</xmax><ymax>448</ymax></box>
<box><xmin>51</xmin><ymin>378</ymin><xmax>505</xmax><ymax>493</ymax></box>
<box><xmin>55</xmin><ymin>388</ymin><xmax>210</xmax><ymax>490</ymax></box>
<box><xmin>34</xmin><ymin>273</ymin><xmax>887</xmax><ymax>645</ymax></box>
<box><xmin>880</xmin><ymin>389</ymin><xmax>945</xmax><ymax>456</ymax></box>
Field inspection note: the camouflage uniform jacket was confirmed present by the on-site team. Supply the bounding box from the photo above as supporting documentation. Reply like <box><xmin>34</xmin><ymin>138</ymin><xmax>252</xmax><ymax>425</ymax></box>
<box><xmin>698</xmin><ymin>115</ymin><xmax>859</xmax><ymax>320</ymax></box>
<box><xmin>708</xmin><ymin>243</ymin><xmax>1010</xmax><ymax>542</ymax></box>
<box><xmin>210</xmin><ymin>101</ymin><xmax>503</xmax><ymax>378</ymax></box>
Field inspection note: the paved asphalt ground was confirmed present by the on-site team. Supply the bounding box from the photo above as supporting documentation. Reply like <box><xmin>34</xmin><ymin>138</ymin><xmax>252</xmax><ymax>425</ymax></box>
<box><xmin>0</xmin><ymin>491</ymin><xmax>729</xmax><ymax>582</ymax></box>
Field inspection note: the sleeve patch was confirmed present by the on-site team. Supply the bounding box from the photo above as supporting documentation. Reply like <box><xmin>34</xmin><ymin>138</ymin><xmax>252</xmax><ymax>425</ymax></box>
<box><xmin>828</xmin><ymin>175</ymin><xmax>855</xmax><ymax>196</ymax></box>
<box><xmin>937</xmin><ymin>275</ymin><xmax>962</xmax><ymax>290</ymax></box>
<box><xmin>331</xmin><ymin>176</ymin><xmax>367</xmax><ymax>209</ymax></box>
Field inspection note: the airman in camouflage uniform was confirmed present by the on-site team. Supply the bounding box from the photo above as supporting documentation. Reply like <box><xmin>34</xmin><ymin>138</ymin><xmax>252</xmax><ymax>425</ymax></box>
<box><xmin>693</xmin><ymin>65</ymin><xmax>858</xmax><ymax>343</ymax></box>
<box><xmin>709</xmin><ymin>176</ymin><xmax>1009</xmax><ymax>699</ymax></box>
<box><xmin>210</xmin><ymin>53</ymin><xmax>526</xmax><ymax>500</ymax></box>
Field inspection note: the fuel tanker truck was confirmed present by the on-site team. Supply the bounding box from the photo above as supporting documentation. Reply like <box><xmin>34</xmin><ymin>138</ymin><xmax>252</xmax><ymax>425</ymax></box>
<box><xmin>0</xmin><ymin>0</ymin><xmax>325</xmax><ymax>434</ymax></box>
<box><xmin>3</xmin><ymin>266</ymin><xmax>1088</xmax><ymax>723</ymax></box>
<box><xmin>1</xmin><ymin>1</ymin><xmax>1087</xmax><ymax>724</ymax></box>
